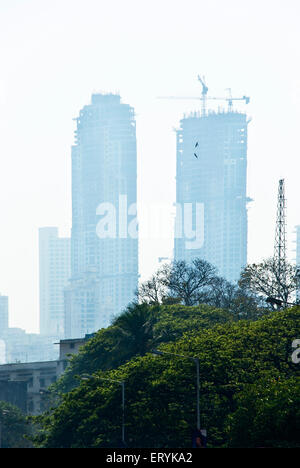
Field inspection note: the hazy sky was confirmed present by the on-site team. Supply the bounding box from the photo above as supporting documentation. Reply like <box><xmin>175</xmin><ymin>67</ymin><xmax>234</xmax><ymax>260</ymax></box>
<box><xmin>0</xmin><ymin>0</ymin><xmax>300</xmax><ymax>332</ymax></box>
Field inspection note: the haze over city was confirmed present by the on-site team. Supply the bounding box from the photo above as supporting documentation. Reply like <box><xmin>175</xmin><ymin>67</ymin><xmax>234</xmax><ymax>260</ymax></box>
<box><xmin>0</xmin><ymin>0</ymin><xmax>300</xmax><ymax>332</ymax></box>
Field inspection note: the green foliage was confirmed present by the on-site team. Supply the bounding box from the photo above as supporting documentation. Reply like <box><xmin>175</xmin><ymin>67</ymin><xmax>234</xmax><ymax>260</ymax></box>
<box><xmin>227</xmin><ymin>377</ymin><xmax>300</xmax><ymax>447</ymax></box>
<box><xmin>32</xmin><ymin>306</ymin><xmax>300</xmax><ymax>448</ymax></box>
<box><xmin>0</xmin><ymin>401</ymin><xmax>31</xmax><ymax>448</ymax></box>
<box><xmin>152</xmin><ymin>303</ymin><xmax>235</xmax><ymax>343</ymax></box>
<box><xmin>55</xmin><ymin>302</ymin><xmax>231</xmax><ymax>393</ymax></box>
<box><xmin>54</xmin><ymin>303</ymin><xmax>155</xmax><ymax>392</ymax></box>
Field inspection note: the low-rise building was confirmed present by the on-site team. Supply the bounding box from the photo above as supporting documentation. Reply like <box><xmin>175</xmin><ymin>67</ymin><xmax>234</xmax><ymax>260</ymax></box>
<box><xmin>0</xmin><ymin>380</ymin><xmax>27</xmax><ymax>412</ymax></box>
<box><xmin>0</xmin><ymin>334</ymin><xmax>93</xmax><ymax>414</ymax></box>
<box><xmin>0</xmin><ymin>360</ymin><xmax>59</xmax><ymax>414</ymax></box>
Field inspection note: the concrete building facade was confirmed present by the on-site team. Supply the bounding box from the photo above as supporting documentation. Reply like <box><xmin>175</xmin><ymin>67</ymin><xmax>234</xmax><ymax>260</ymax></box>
<box><xmin>174</xmin><ymin>110</ymin><xmax>249</xmax><ymax>283</ymax></box>
<box><xmin>294</xmin><ymin>225</ymin><xmax>300</xmax><ymax>302</ymax></box>
<box><xmin>0</xmin><ymin>295</ymin><xmax>8</xmax><ymax>335</ymax></box>
<box><xmin>39</xmin><ymin>227</ymin><xmax>71</xmax><ymax>337</ymax></box>
<box><xmin>0</xmin><ymin>335</ymin><xmax>90</xmax><ymax>415</ymax></box>
<box><xmin>65</xmin><ymin>93</ymin><xmax>138</xmax><ymax>338</ymax></box>
<box><xmin>0</xmin><ymin>360</ymin><xmax>59</xmax><ymax>415</ymax></box>
<box><xmin>0</xmin><ymin>380</ymin><xmax>27</xmax><ymax>413</ymax></box>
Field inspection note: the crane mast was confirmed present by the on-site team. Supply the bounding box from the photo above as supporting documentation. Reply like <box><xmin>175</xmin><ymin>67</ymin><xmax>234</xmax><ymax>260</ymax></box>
<box><xmin>197</xmin><ymin>75</ymin><xmax>208</xmax><ymax>116</ymax></box>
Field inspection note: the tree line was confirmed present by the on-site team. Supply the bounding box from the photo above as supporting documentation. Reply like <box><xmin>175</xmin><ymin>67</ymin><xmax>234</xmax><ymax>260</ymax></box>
<box><xmin>2</xmin><ymin>256</ymin><xmax>299</xmax><ymax>447</ymax></box>
<box><xmin>137</xmin><ymin>256</ymin><xmax>300</xmax><ymax>313</ymax></box>
<box><xmin>30</xmin><ymin>307</ymin><xmax>300</xmax><ymax>448</ymax></box>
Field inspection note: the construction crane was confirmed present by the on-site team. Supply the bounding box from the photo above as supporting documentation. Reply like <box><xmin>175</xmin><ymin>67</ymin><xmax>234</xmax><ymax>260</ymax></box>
<box><xmin>158</xmin><ymin>76</ymin><xmax>250</xmax><ymax>116</ymax></box>
<box><xmin>223</xmin><ymin>88</ymin><xmax>250</xmax><ymax>112</ymax></box>
<box><xmin>197</xmin><ymin>75</ymin><xmax>208</xmax><ymax>116</ymax></box>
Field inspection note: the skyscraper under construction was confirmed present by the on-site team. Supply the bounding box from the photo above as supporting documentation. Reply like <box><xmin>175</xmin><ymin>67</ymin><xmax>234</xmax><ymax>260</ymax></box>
<box><xmin>174</xmin><ymin>93</ymin><xmax>249</xmax><ymax>283</ymax></box>
<box><xmin>64</xmin><ymin>94</ymin><xmax>138</xmax><ymax>338</ymax></box>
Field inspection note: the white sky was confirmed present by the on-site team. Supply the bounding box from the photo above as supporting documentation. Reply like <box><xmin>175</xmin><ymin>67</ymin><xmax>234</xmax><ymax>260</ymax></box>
<box><xmin>0</xmin><ymin>0</ymin><xmax>299</xmax><ymax>332</ymax></box>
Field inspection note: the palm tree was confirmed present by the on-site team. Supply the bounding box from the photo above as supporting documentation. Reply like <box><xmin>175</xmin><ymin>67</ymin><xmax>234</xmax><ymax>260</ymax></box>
<box><xmin>111</xmin><ymin>302</ymin><xmax>158</xmax><ymax>359</ymax></box>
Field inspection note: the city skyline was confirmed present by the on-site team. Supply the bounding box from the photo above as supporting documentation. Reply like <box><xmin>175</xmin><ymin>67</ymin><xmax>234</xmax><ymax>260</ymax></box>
<box><xmin>0</xmin><ymin>0</ymin><xmax>300</xmax><ymax>332</ymax></box>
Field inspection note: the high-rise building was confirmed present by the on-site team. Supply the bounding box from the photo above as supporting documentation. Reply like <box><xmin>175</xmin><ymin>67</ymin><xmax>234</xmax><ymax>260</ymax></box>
<box><xmin>65</xmin><ymin>93</ymin><xmax>138</xmax><ymax>338</ymax></box>
<box><xmin>294</xmin><ymin>225</ymin><xmax>300</xmax><ymax>302</ymax></box>
<box><xmin>295</xmin><ymin>226</ymin><xmax>300</xmax><ymax>266</ymax></box>
<box><xmin>39</xmin><ymin>227</ymin><xmax>71</xmax><ymax>336</ymax></box>
<box><xmin>0</xmin><ymin>294</ymin><xmax>8</xmax><ymax>336</ymax></box>
<box><xmin>174</xmin><ymin>110</ymin><xmax>249</xmax><ymax>282</ymax></box>
<box><xmin>1</xmin><ymin>328</ymin><xmax>59</xmax><ymax>363</ymax></box>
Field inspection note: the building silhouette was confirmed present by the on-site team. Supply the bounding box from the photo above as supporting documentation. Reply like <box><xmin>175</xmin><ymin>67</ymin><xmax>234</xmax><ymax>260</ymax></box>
<box><xmin>65</xmin><ymin>94</ymin><xmax>138</xmax><ymax>338</ymax></box>
<box><xmin>0</xmin><ymin>294</ymin><xmax>8</xmax><ymax>336</ymax></box>
<box><xmin>39</xmin><ymin>227</ymin><xmax>71</xmax><ymax>337</ymax></box>
<box><xmin>174</xmin><ymin>110</ymin><xmax>249</xmax><ymax>282</ymax></box>
<box><xmin>294</xmin><ymin>225</ymin><xmax>300</xmax><ymax>302</ymax></box>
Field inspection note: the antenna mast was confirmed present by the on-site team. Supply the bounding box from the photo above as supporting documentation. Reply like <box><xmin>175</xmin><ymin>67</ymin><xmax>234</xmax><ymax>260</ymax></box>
<box><xmin>274</xmin><ymin>179</ymin><xmax>287</xmax><ymax>276</ymax></box>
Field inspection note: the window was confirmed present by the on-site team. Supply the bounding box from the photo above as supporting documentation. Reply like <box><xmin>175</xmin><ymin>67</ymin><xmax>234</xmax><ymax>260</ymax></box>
<box><xmin>39</xmin><ymin>378</ymin><xmax>46</xmax><ymax>388</ymax></box>
<box><xmin>28</xmin><ymin>401</ymin><xmax>34</xmax><ymax>413</ymax></box>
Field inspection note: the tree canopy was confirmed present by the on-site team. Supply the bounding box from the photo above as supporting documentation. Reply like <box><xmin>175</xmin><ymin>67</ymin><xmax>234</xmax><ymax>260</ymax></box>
<box><xmin>239</xmin><ymin>257</ymin><xmax>300</xmax><ymax>308</ymax></box>
<box><xmin>137</xmin><ymin>259</ymin><xmax>265</xmax><ymax>319</ymax></box>
<box><xmin>32</xmin><ymin>306</ymin><xmax>300</xmax><ymax>448</ymax></box>
<box><xmin>0</xmin><ymin>401</ymin><xmax>31</xmax><ymax>448</ymax></box>
<box><xmin>54</xmin><ymin>302</ymin><xmax>235</xmax><ymax>393</ymax></box>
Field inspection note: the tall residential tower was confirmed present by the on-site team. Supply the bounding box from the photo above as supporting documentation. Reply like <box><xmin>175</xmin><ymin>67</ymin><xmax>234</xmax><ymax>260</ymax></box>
<box><xmin>174</xmin><ymin>109</ymin><xmax>249</xmax><ymax>282</ymax></box>
<box><xmin>65</xmin><ymin>94</ymin><xmax>138</xmax><ymax>338</ymax></box>
<box><xmin>0</xmin><ymin>295</ymin><xmax>8</xmax><ymax>336</ymax></box>
<box><xmin>39</xmin><ymin>227</ymin><xmax>71</xmax><ymax>337</ymax></box>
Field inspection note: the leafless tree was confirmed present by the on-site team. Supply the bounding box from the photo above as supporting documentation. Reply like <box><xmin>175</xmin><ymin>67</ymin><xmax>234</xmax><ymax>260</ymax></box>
<box><xmin>200</xmin><ymin>276</ymin><xmax>237</xmax><ymax>309</ymax></box>
<box><xmin>159</xmin><ymin>259</ymin><xmax>217</xmax><ymax>306</ymax></box>
<box><xmin>239</xmin><ymin>257</ymin><xmax>300</xmax><ymax>309</ymax></box>
<box><xmin>137</xmin><ymin>272</ymin><xmax>167</xmax><ymax>305</ymax></box>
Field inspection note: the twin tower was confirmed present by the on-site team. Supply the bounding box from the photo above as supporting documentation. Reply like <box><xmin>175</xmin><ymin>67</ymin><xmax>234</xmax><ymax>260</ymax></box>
<box><xmin>52</xmin><ymin>93</ymin><xmax>248</xmax><ymax>339</ymax></box>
